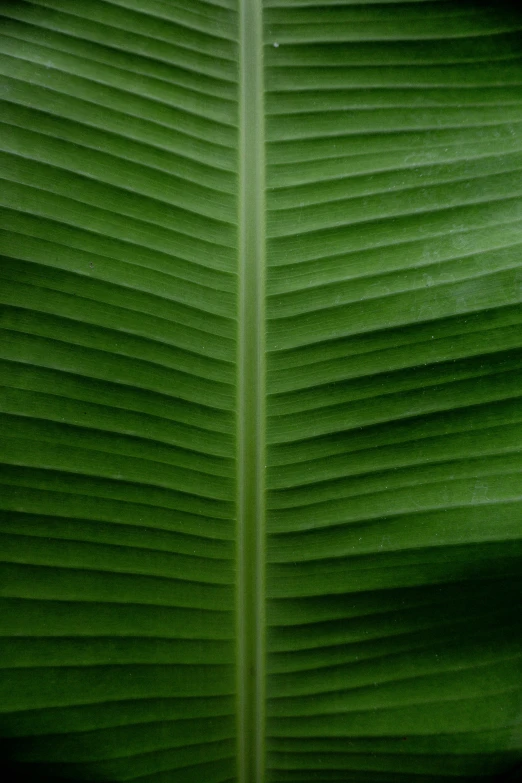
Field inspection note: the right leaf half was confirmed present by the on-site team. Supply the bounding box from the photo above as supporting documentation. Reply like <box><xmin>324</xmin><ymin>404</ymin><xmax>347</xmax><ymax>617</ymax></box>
<box><xmin>264</xmin><ymin>1</ymin><xmax>522</xmax><ymax>780</ymax></box>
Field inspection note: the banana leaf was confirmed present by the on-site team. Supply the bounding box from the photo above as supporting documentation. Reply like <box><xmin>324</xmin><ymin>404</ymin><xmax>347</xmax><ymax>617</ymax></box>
<box><xmin>0</xmin><ymin>1</ymin><xmax>522</xmax><ymax>781</ymax></box>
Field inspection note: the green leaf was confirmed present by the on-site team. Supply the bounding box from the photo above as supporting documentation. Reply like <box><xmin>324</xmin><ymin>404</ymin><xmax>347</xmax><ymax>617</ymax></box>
<box><xmin>1</xmin><ymin>1</ymin><xmax>522</xmax><ymax>782</ymax></box>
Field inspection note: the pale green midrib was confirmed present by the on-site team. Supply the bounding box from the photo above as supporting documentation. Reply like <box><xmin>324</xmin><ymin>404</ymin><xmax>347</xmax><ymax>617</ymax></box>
<box><xmin>236</xmin><ymin>0</ymin><xmax>266</xmax><ymax>783</ymax></box>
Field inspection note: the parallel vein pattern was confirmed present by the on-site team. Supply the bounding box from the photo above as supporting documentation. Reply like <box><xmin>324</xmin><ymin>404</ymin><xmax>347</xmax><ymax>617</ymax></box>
<box><xmin>0</xmin><ymin>1</ymin><xmax>239</xmax><ymax>782</ymax></box>
<box><xmin>2</xmin><ymin>1</ymin><xmax>522</xmax><ymax>782</ymax></box>
<box><xmin>264</xmin><ymin>2</ymin><xmax>522</xmax><ymax>781</ymax></box>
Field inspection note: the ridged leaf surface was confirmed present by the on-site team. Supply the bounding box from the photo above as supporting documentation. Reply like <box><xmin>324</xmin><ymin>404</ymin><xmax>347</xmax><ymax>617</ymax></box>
<box><xmin>0</xmin><ymin>1</ymin><xmax>522</xmax><ymax>782</ymax></box>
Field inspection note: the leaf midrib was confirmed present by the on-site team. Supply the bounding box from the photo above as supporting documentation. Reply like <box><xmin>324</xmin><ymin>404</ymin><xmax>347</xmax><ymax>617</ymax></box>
<box><xmin>237</xmin><ymin>1</ymin><xmax>266</xmax><ymax>782</ymax></box>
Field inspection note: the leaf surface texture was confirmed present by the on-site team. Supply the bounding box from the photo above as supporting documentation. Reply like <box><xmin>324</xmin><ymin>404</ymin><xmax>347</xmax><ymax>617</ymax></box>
<box><xmin>0</xmin><ymin>1</ymin><xmax>522</xmax><ymax>782</ymax></box>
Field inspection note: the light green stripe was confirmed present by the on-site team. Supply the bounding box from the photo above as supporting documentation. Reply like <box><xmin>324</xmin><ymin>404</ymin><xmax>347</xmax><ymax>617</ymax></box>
<box><xmin>237</xmin><ymin>0</ymin><xmax>266</xmax><ymax>781</ymax></box>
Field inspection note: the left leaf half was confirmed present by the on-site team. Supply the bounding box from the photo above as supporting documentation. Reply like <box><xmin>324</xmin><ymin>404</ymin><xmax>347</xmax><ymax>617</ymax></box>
<box><xmin>0</xmin><ymin>1</ymin><xmax>239</xmax><ymax>781</ymax></box>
